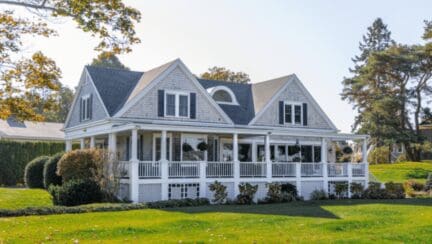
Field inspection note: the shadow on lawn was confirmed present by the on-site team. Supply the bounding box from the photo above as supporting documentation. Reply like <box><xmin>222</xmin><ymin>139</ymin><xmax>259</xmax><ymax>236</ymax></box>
<box><xmin>165</xmin><ymin>198</ymin><xmax>432</xmax><ymax>219</ymax></box>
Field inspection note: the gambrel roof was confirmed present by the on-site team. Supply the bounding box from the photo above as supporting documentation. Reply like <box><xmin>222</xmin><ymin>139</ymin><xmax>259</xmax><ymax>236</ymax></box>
<box><xmin>81</xmin><ymin>59</ymin><xmax>336</xmax><ymax>128</ymax></box>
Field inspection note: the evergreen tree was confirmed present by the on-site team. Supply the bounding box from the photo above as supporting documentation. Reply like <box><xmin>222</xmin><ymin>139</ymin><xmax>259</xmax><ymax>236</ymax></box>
<box><xmin>91</xmin><ymin>52</ymin><xmax>130</xmax><ymax>70</ymax></box>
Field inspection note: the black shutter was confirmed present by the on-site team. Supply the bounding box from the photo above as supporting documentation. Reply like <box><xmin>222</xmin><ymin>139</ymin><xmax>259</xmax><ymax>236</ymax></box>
<box><xmin>158</xmin><ymin>90</ymin><xmax>165</xmax><ymax>117</ymax></box>
<box><xmin>303</xmin><ymin>103</ymin><xmax>308</xmax><ymax>126</ymax></box>
<box><xmin>279</xmin><ymin>101</ymin><xmax>284</xmax><ymax>125</ymax></box>
<box><xmin>190</xmin><ymin>92</ymin><xmax>196</xmax><ymax>119</ymax></box>
<box><xmin>89</xmin><ymin>94</ymin><xmax>93</xmax><ymax>120</ymax></box>
<box><xmin>79</xmin><ymin>98</ymin><xmax>83</xmax><ymax>122</ymax></box>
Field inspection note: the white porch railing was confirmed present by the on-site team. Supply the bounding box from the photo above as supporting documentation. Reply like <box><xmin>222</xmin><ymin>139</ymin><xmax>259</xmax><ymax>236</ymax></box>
<box><xmin>240</xmin><ymin>162</ymin><xmax>266</xmax><ymax>178</ymax></box>
<box><xmin>169</xmin><ymin>161</ymin><xmax>200</xmax><ymax>178</ymax></box>
<box><xmin>301</xmin><ymin>163</ymin><xmax>324</xmax><ymax>177</ymax></box>
<box><xmin>272</xmin><ymin>162</ymin><xmax>296</xmax><ymax>177</ymax></box>
<box><xmin>327</xmin><ymin>163</ymin><xmax>348</xmax><ymax>177</ymax></box>
<box><xmin>139</xmin><ymin>161</ymin><xmax>161</xmax><ymax>178</ymax></box>
<box><xmin>352</xmin><ymin>163</ymin><xmax>366</xmax><ymax>177</ymax></box>
<box><xmin>206</xmin><ymin>162</ymin><xmax>234</xmax><ymax>178</ymax></box>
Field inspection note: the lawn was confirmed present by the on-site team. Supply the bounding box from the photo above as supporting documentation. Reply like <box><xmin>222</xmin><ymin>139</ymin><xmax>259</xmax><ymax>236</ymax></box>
<box><xmin>0</xmin><ymin>199</ymin><xmax>431</xmax><ymax>243</ymax></box>
<box><xmin>0</xmin><ymin>187</ymin><xmax>52</xmax><ymax>210</ymax></box>
<box><xmin>370</xmin><ymin>161</ymin><xmax>432</xmax><ymax>183</ymax></box>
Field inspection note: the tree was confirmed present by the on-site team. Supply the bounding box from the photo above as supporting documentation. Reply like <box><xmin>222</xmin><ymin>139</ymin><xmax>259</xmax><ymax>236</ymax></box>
<box><xmin>91</xmin><ymin>52</ymin><xmax>129</xmax><ymax>70</ymax></box>
<box><xmin>41</xmin><ymin>84</ymin><xmax>74</xmax><ymax>122</ymax></box>
<box><xmin>200</xmin><ymin>66</ymin><xmax>250</xmax><ymax>84</ymax></box>
<box><xmin>0</xmin><ymin>1</ymin><xmax>141</xmax><ymax>121</ymax></box>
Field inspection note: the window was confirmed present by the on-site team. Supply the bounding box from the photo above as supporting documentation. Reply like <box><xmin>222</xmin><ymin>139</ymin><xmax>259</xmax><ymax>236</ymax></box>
<box><xmin>182</xmin><ymin>135</ymin><xmax>206</xmax><ymax>161</ymax></box>
<box><xmin>208</xmin><ymin>86</ymin><xmax>238</xmax><ymax>105</ymax></box>
<box><xmin>80</xmin><ymin>95</ymin><xmax>92</xmax><ymax>121</ymax></box>
<box><xmin>165</xmin><ymin>91</ymin><xmax>189</xmax><ymax>118</ymax></box>
<box><xmin>213</xmin><ymin>90</ymin><xmax>232</xmax><ymax>103</ymax></box>
<box><xmin>284</xmin><ymin>102</ymin><xmax>302</xmax><ymax>125</ymax></box>
<box><xmin>239</xmin><ymin>144</ymin><xmax>252</xmax><ymax>162</ymax></box>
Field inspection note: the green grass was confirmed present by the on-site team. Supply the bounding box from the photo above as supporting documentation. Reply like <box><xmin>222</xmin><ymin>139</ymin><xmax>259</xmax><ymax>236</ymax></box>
<box><xmin>0</xmin><ymin>188</ymin><xmax>52</xmax><ymax>210</ymax></box>
<box><xmin>0</xmin><ymin>199</ymin><xmax>431</xmax><ymax>243</ymax></box>
<box><xmin>370</xmin><ymin>161</ymin><xmax>432</xmax><ymax>183</ymax></box>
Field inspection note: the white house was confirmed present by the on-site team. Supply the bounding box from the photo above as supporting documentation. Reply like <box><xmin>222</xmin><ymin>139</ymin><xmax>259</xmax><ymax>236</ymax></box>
<box><xmin>63</xmin><ymin>59</ymin><xmax>369</xmax><ymax>202</ymax></box>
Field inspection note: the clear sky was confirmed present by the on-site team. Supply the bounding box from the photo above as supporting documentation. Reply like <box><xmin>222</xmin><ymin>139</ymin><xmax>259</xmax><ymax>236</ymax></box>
<box><xmin>9</xmin><ymin>0</ymin><xmax>432</xmax><ymax>132</ymax></box>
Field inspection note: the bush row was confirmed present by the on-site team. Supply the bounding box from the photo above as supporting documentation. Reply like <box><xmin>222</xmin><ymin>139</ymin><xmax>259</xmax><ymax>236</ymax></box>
<box><xmin>0</xmin><ymin>198</ymin><xmax>210</xmax><ymax>218</ymax></box>
<box><xmin>0</xmin><ymin>140</ymin><xmax>65</xmax><ymax>186</ymax></box>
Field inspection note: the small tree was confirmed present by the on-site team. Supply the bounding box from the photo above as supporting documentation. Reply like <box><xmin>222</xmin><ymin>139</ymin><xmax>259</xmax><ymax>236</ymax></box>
<box><xmin>208</xmin><ymin>181</ymin><xmax>228</xmax><ymax>204</ymax></box>
<box><xmin>236</xmin><ymin>183</ymin><xmax>258</xmax><ymax>204</ymax></box>
<box><xmin>24</xmin><ymin>156</ymin><xmax>50</xmax><ymax>188</ymax></box>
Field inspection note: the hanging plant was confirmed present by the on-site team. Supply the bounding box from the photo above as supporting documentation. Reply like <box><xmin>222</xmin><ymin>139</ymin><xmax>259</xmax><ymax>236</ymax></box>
<box><xmin>292</xmin><ymin>156</ymin><xmax>301</xmax><ymax>162</ymax></box>
<box><xmin>182</xmin><ymin>142</ymin><xmax>193</xmax><ymax>152</ymax></box>
<box><xmin>197</xmin><ymin>141</ymin><xmax>208</xmax><ymax>151</ymax></box>
<box><xmin>291</xmin><ymin>145</ymin><xmax>301</xmax><ymax>154</ymax></box>
<box><xmin>342</xmin><ymin>146</ymin><xmax>353</xmax><ymax>155</ymax></box>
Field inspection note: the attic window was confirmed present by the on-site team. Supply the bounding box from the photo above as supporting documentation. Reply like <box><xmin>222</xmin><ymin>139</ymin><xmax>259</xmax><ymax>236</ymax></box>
<box><xmin>207</xmin><ymin>86</ymin><xmax>238</xmax><ymax>105</ymax></box>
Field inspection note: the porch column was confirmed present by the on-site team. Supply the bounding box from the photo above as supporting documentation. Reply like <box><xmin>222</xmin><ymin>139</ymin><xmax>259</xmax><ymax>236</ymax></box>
<box><xmin>129</xmin><ymin>128</ymin><xmax>139</xmax><ymax>203</ymax></box>
<box><xmin>80</xmin><ymin>138</ymin><xmax>85</xmax><ymax>149</ymax></box>
<box><xmin>363</xmin><ymin>138</ymin><xmax>369</xmax><ymax>185</ymax></box>
<box><xmin>65</xmin><ymin>140</ymin><xmax>72</xmax><ymax>152</ymax></box>
<box><xmin>108</xmin><ymin>133</ymin><xmax>117</xmax><ymax>158</ymax></box>
<box><xmin>233</xmin><ymin>133</ymin><xmax>240</xmax><ymax>196</ymax></box>
<box><xmin>160</xmin><ymin>130</ymin><xmax>169</xmax><ymax>200</ymax></box>
<box><xmin>90</xmin><ymin>136</ymin><xmax>96</xmax><ymax>148</ymax></box>
<box><xmin>265</xmin><ymin>133</ymin><xmax>272</xmax><ymax>179</ymax></box>
<box><xmin>321</xmin><ymin>138</ymin><xmax>329</xmax><ymax>194</ymax></box>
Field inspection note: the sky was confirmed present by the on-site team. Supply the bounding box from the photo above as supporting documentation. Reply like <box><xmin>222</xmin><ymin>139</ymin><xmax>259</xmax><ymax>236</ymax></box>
<box><xmin>7</xmin><ymin>0</ymin><xmax>432</xmax><ymax>132</ymax></box>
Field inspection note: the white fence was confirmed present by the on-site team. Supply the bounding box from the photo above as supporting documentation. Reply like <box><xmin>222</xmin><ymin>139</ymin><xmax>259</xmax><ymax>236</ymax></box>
<box><xmin>240</xmin><ymin>162</ymin><xmax>266</xmax><ymax>178</ymax></box>
<box><xmin>120</xmin><ymin>161</ymin><xmax>367</xmax><ymax>179</ymax></box>
<box><xmin>206</xmin><ymin>162</ymin><xmax>234</xmax><ymax>178</ymax></box>
<box><xmin>139</xmin><ymin>161</ymin><xmax>161</xmax><ymax>178</ymax></box>
<box><xmin>327</xmin><ymin>163</ymin><xmax>348</xmax><ymax>177</ymax></box>
<box><xmin>301</xmin><ymin>163</ymin><xmax>324</xmax><ymax>177</ymax></box>
<box><xmin>272</xmin><ymin>162</ymin><xmax>296</xmax><ymax>177</ymax></box>
<box><xmin>169</xmin><ymin>161</ymin><xmax>200</xmax><ymax>178</ymax></box>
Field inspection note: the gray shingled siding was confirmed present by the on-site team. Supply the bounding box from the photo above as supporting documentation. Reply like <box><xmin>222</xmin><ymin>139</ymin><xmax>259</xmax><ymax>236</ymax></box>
<box><xmin>66</xmin><ymin>72</ymin><xmax>108</xmax><ymax>128</ymax></box>
<box><xmin>253</xmin><ymin>81</ymin><xmax>333</xmax><ymax>129</ymax></box>
<box><xmin>122</xmin><ymin>67</ymin><xmax>229</xmax><ymax>124</ymax></box>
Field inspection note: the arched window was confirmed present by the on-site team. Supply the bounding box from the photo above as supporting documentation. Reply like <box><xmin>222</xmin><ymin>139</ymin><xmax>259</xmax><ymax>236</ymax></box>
<box><xmin>213</xmin><ymin>90</ymin><xmax>233</xmax><ymax>103</ymax></box>
<box><xmin>207</xmin><ymin>86</ymin><xmax>239</xmax><ymax>105</ymax></box>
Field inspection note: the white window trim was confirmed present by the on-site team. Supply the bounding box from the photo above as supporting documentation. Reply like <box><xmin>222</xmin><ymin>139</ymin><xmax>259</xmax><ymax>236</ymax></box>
<box><xmin>81</xmin><ymin>94</ymin><xmax>91</xmax><ymax>121</ymax></box>
<box><xmin>284</xmin><ymin>101</ymin><xmax>303</xmax><ymax>126</ymax></box>
<box><xmin>164</xmin><ymin>90</ymin><xmax>190</xmax><ymax>118</ymax></box>
<box><xmin>207</xmin><ymin>86</ymin><xmax>239</xmax><ymax>105</ymax></box>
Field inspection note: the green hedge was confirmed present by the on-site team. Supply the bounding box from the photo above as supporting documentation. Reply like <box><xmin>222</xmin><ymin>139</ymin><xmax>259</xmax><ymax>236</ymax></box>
<box><xmin>0</xmin><ymin>140</ymin><xmax>65</xmax><ymax>186</ymax></box>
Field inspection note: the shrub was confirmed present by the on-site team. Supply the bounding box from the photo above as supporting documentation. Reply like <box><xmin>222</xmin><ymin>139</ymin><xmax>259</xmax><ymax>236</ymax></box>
<box><xmin>425</xmin><ymin>173</ymin><xmax>432</xmax><ymax>191</ymax></box>
<box><xmin>49</xmin><ymin>179</ymin><xmax>104</xmax><ymax>206</ymax></box>
<box><xmin>395</xmin><ymin>153</ymin><xmax>407</xmax><ymax>163</ymax></box>
<box><xmin>43</xmin><ymin>152</ymin><xmax>63</xmax><ymax>189</ymax></box>
<box><xmin>404</xmin><ymin>180</ymin><xmax>425</xmax><ymax>191</ymax></box>
<box><xmin>0</xmin><ymin>140</ymin><xmax>65</xmax><ymax>186</ymax></box>
<box><xmin>147</xmin><ymin>198</ymin><xmax>210</xmax><ymax>208</ymax></box>
<box><xmin>406</xmin><ymin>168</ymin><xmax>430</xmax><ymax>179</ymax></box>
<box><xmin>236</xmin><ymin>183</ymin><xmax>258</xmax><ymax>204</ymax></box>
<box><xmin>368</xmin><ymin>146</ymin><xmax>390</xmax><ymax>164</ymax></box>
<box><xmin>208</xmin><ymin>181</ymin><xmax>227</xmax><ymax>204</ymax></box>
<box><xmin>334</xmin><ymin>182</ymin><xmax>349</xmax><ymax>199</ymax></box>
<box><xmin>24</xmin><ymin>156</ymin><xmax>51</xmax><ymax>188</ymax></box>
<box><xmin>363</xmin><ymin>182</ymin><xmax>387</xmax><ymax>199</ymax></box>
<box><xmin>263</xmin><ymin>183</ymin><xmax>297</xmax><ymax>203</ymax></box>
<box><xmin>310</xmin><ymin>189</ymin><xmax>328</xmax><ymax>200</ymax></box>
<box><xmin>57</xmin><ymin>149</ymin><xmax>99</xmax><ymax>182</ymax></box>
<box><xmin>350</xmin><ymin>182</ymin><xmax>364</xmax><ymax>199</ymax></box>
<box><xmin>281</xmin><ymin>183</ymin><xmax>298</xmax><ymax>197</ymax></box>
<box><xmin>384</xmin><ymin>182</ymin><xmax>405</xmax><ymax>199</ymax></box>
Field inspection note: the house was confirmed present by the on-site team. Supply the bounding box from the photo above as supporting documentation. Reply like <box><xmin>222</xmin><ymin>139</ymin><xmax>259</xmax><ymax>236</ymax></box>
<box><xmin>0</xmin><ymin>118</ymin><xmax>64</xmax><ymax>142</ymax></box>
<box><xmin>63</xmin><ymin>59</ymin><xmax>369</xmax><ymax>202</ymax></box>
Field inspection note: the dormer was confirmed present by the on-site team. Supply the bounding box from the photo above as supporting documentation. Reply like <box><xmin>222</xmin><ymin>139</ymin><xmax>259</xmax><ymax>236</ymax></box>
<box><xmin>207</xmin><ymin>86</ymin><xmax>239</xmax><ymax>105</ymax></box>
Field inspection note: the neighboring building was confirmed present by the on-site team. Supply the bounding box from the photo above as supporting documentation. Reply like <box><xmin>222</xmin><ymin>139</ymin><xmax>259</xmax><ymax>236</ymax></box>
<box><xmin>0</xmin><ymin>118</ymin><xmax>64</xmax><ymax>142</ymax></box>
<box><xmin>64</xmin><ymin>59</ymin><xmax>369</xmax><ymax>202</ymax></box>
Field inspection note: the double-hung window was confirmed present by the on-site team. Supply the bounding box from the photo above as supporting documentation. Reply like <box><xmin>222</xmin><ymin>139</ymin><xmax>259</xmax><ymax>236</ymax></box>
<box><xmin>81</xmin><ymin>95</ymin><xmax>91</xmax><ymax>121</ymax></box>
<box><xmin>165</xmin><ymin>91</ymin><xmax>189</xmax><ymax>118</ymax></box>
<box><xmin>284</xmin><ymin>102</ymin><xmax>302</xmax><ymax>125</ymax></box>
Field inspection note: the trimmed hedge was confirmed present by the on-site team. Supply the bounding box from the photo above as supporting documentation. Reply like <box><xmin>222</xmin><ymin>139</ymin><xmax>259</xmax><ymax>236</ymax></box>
<box><xmin>24</xmin><ymin>156</ymin><xmax>51</xmax><ymax>188</ymax></box>
<box><xmin>43</xmin><ymin>152</ymin><xmax>63</xmax><ymax>188</ymax></box>
<box><xmin>49</xmin><ymin>179</ymin><xmax>104</xmax><ymax>206</ymax></box>
<box><xmin>0</xmin><ymin>198</ymin><xmax>210</xmax><ymax>218</ymax></box>
<box><xmin>0</xmin><ymin>140</ymin><xmax>65</xmax><ymax>186</ymax></box>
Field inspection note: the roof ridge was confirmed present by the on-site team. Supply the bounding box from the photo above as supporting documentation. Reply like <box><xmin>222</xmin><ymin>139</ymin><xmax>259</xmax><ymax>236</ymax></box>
<box><xmin>86</xmin><ymin>65</ymin><xmax>143</xmax><ymax>74</ymax></box>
